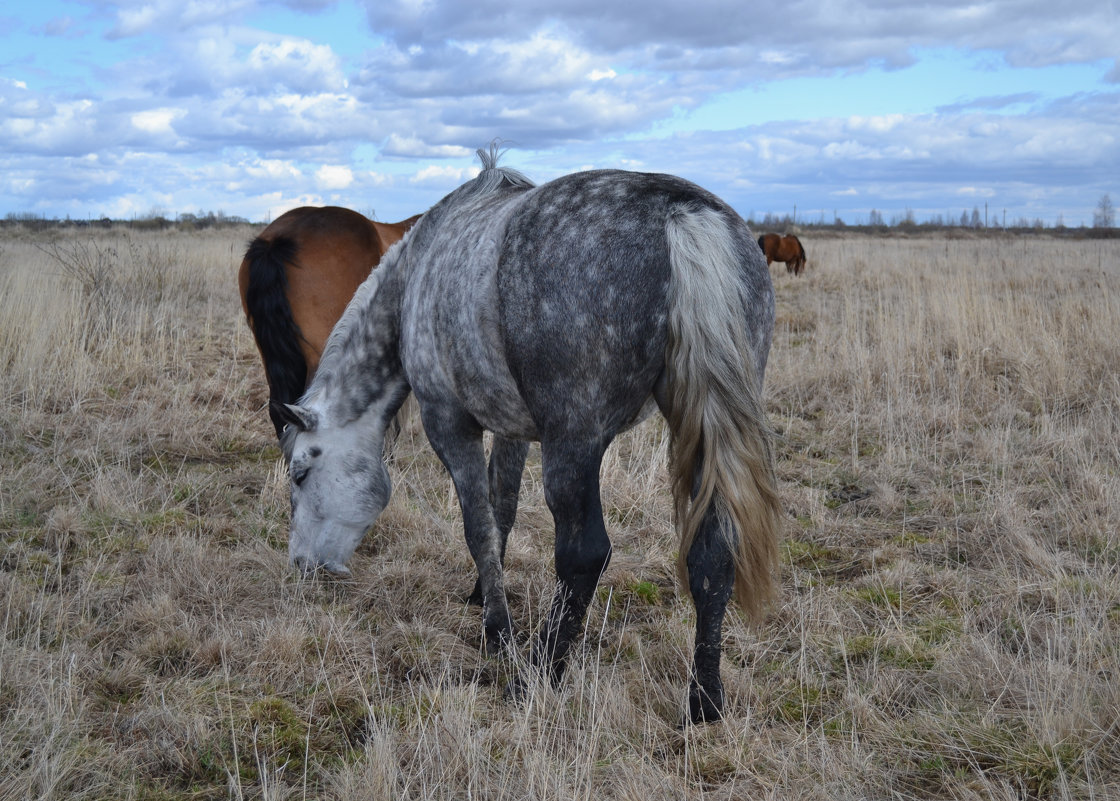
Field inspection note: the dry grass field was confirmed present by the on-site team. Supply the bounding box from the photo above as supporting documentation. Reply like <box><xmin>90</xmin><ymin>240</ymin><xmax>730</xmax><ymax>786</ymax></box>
<box><xmin>1</xmin><ymin>224</ymin><xmax>1118</xmax><ymax>800</ymax></box>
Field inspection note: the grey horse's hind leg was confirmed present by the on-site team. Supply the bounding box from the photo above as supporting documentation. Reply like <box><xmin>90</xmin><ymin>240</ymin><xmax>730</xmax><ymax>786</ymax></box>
<box><xmin>422</xmin><ymin>409</ymin><xmax>514</xmax><ymax>654</ymax></box>
<box><xmin>468</xmin><ymin>436</ymin><xmax>530</xmax><ymax>606</ymax></box>
<box><xmin>529</xmin><ymin>437</ymin><xmax>612</xmax><ymax>683</ymax></box>
<box><xmin>685</xmin><ymin>501</ymin><xmax>736</xmax><ymax>723</ymax></box>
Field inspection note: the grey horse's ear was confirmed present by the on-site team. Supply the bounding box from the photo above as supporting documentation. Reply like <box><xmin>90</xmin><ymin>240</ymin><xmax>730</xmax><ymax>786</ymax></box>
<box><xmin>271</xmin><ymin>401</ymin><xmax>318</xmax><ymax>432</ymax></box>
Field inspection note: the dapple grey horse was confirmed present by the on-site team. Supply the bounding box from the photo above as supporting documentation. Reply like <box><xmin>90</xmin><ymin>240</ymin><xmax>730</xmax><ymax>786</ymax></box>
<box><xmin>275</xmin><ymin>148</ymin><xmax>782</xmax><ymax>723</ymax></box>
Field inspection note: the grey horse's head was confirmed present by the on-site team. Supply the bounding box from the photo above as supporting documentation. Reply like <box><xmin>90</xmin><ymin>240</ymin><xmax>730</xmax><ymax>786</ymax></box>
<box><xmin>276</xmin><ymin>402</ymin><xmax>391</xmax><ymax>577</ymax></box>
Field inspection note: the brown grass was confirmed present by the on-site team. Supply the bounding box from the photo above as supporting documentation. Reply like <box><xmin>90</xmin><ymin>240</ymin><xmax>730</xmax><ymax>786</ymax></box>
<box><xmin>1</xmin><ymin>225</ymin><xmax>1118</xmax><ymax>800</ymax></box>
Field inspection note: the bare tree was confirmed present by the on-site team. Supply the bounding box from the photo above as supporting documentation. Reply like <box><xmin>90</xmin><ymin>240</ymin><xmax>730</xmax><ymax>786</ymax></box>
<box><xmin>1093</xmin><ymin>194</ymin><xmax>1115</xmax><ymax>228</ymax></box>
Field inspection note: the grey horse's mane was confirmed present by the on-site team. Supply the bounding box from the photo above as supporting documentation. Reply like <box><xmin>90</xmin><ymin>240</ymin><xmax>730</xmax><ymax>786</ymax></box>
<box><xmin>467</xmin><ymin>143</ymin><xmax>535</xmax><ymax>194</ymax></box>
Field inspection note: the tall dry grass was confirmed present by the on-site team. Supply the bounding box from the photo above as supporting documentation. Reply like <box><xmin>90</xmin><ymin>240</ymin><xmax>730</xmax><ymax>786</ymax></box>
<box><xmin>1</xmin><ymin>226</ymin><xmax>1117</xmax><ymax>800</ymax></box>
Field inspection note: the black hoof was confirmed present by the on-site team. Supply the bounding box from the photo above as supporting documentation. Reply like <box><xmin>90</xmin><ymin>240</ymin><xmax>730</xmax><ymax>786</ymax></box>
<box><xmin>483</xmin><ymin>622</ymin><xmax>515</xmax><ymax>658</ymax></box>
<box><xmin>503</xmin><ymin>675</ymin><xmax>528</xmax><ymax>704</ymax></box>
<box><xmin>686</xmin><ymin>681</ymin><xmax>724</xmax><ymax>725</ymax></box>
<box><xmin>464</xmin><ymin>579</ymin><xmax>484</xmax><ymax>607</ymax></box>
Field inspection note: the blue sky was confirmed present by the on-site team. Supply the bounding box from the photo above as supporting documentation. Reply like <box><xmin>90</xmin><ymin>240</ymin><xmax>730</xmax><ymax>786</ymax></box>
<box><xmin>1</xmin><ymin>0</ymin><xmax>1117</xmax><ymax>225</ymax></box>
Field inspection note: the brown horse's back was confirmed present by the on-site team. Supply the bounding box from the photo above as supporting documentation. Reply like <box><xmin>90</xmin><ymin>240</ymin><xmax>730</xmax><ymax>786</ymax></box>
<box><xmin>238</xmin><ymin>206</ymin><xmax>420</xmax><ymax>437</ymax></box>
<box><xmin>757</xmin><ymin>233</ymin><xmax>781</xmax><ymax>264</ymax></box>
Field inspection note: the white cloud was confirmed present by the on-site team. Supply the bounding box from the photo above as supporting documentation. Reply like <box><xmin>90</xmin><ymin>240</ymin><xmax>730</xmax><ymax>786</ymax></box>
<box><xmin>956</xmin><ymin>187</ymin><xmax>996</xmax><ymax>197</ymax></box>
<box><xmin>315</xmin><ymin>164</ymin><xmax>354</xmax><ymax>189</ymax></box>
<box><xmin>130</xmin><ymin>108</ymin><xmax>185</xmax><ymax>134</ymax></box>
<box><xmin>245</xmin><ymin>158</ymin><xmax>302</xmax><ymax>180</ymax></box>
<box><xmin>847</xmin><ymin>115</ymin><xmax>907</xmax><ymax>134</ymax></box>
<box><xmin>246</xmin><ymin>39</ymin><xmax>348</xmax><ymax>90</ymax></box>
<box><xmin>40</xmin><ymin>16</ymin><xmax>77</xmax><ymax>37</ymax></box>
<box><xmin>361</xmin><ymin>30</ymin><xmax>603</xmax><ymax>97</ymax></box>
<box><xmin>382</xmin><ymin>135</ymin><xmax>473</xmax><ymax>158</ymax></box>
<box><xmin>409</xmin><ymin>164</ymin><xmax>478</xmax><ymax>185</ymax></box>
<box><xmin>359</xmin><ymin>0</ymin><xmax>1120</xmax><ymax>84</ymax></box>
<box><xmin>110</xmin><ymin>4</ymin><xmax>160</xmax><ymax>38</ymax></box>
<box><xmin>823</xmin><ymin>141</ymin><xmax>878</xmax><ymax>160</ymax></box>
<box><xmin>107</xmin><ymin>0</ymin><xmax>253</xmax><ymax>38</ymax></box>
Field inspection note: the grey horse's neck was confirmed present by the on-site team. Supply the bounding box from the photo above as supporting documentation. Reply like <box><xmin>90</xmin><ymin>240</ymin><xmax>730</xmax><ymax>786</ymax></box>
<box><xmin>304</xmin><ymin>249</ymin><xmax>410</xmax><ymax>428</ymax></box>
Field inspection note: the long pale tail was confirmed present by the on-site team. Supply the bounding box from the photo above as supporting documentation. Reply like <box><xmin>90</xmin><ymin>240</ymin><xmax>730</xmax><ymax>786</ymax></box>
<box><xmin>242</xmin><ymin>235</ymin><xmax>308</xmax><ymax>436</ymax></box>
<box><xmin>664</xmin><ymin>205</ymin><xmax>783</xmax><ymax>621</ymax></box>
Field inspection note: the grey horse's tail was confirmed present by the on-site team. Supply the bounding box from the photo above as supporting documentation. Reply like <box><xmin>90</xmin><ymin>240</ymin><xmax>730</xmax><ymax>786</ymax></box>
<box><xmin>663</xmin><ymin>206</ymin><xmax>782</xmax><ymax>621</ymax></box>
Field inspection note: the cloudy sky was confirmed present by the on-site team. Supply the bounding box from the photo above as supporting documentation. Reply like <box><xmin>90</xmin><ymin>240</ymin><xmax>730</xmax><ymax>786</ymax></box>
<box><xmin>2</xmin><ymin>0</ymin><xmax>1117</xmax><ymax>226</ymax></box>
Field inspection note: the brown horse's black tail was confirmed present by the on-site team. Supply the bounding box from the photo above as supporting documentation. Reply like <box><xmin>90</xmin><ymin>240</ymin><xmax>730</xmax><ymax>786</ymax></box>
<box><xmin>243</xmin><ymin>235</ymin><xmax>307</xmax><ymax>439</ymax></box>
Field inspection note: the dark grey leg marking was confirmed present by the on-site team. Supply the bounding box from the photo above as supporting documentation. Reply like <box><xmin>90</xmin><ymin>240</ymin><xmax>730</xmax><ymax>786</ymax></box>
<box><xmin>468</xmin><ymin>436</ymin><xmax>530</xmax><ymax>606</ymax></box>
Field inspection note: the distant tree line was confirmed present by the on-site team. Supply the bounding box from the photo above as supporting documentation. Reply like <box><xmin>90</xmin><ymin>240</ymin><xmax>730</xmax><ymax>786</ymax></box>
<box><xmin>5</xmin><ymin>195</ymin><xmax>1115</xmax><ymax>236</ymax></box>
<box><xmin>1</xmin><ymin>210</ymin><xmax>253</xmax><ymax>231</ymax></box>
<box><xmin>749</xmin><ymin>194</ymin><xmax>1116</xmax><ymax>236</ymax></box>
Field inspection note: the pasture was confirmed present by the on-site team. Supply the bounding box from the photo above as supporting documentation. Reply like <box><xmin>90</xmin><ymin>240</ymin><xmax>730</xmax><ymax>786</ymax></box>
<box><xmin>1</xmin><ymin>225</ymin><xmax>1117</xmax><ymax>799</ymax></box>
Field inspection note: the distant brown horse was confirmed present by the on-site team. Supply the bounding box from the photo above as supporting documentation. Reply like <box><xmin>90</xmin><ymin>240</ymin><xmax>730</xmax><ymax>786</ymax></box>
<box><xmin>238</xmin><ymin>206</ymin><xmax>421</xmax><ymax>438</ymax></box>
<box><xmin>757</xmin><ymin>233</ymin><xmax>806</xmax><ymax>276</ymax></box>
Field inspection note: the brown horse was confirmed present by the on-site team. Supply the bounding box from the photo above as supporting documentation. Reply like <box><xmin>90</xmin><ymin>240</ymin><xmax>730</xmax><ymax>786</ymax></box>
<box><xmin>757</xmin><ymin>232</ymin><xmax>806</xmax><ymax>275</ymax></box>
<box><xmin>238</xmin><ymin>206</ymin><xmax>421</xmax><ymax>438</ymax></box>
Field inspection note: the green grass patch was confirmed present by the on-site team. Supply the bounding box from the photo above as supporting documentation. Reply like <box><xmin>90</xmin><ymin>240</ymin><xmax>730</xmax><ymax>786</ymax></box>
<box><xmin>770</xmin><ymin>680</ymin><xmax>839</xmax><ymax>726</ymax></box>
<box><xmin>852</xmin><ymin>583</ymin><xmax>901</xmax><ymax>608</ymax></box>
<box><xmin>902</xmin><ymin>718</ymin><xmax>1086</xmax><ymax>799</ymax></box>
<box><xmin>783</xmin><ymin>538</ymin><xmax>845</xmax><ymax>570</ymax></box>
<box><xmin>629</xmin><ymin>580</ymin><xmax>661</xmax><ymax>605</ymax></box>
<box><xmin>248</xmin><ymin>696</ymin><xmax>310</xmax><ymax>771</ymax></box>
<box><xmin>836</xmin><ymin>634</ymin><xmax>936</xmax><ymax>671</ymax></box>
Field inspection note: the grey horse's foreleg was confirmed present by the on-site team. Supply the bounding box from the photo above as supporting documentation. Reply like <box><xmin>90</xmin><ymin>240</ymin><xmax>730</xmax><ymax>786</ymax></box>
<box><xmin>422</xmin><ymin>410</ymin><xmax>514</xmax><ymax>654</ymax></box>
<box><xmin>468</xmin><ymin>436</ymin><xmax>530</xmax><ymax>606</ymax></box>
